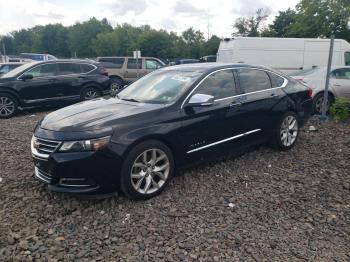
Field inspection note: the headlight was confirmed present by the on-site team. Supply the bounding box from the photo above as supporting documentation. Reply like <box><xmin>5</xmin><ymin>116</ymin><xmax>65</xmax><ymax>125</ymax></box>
<box><xmin>59</xmin><ymin>136</ymin><xmax>110</xmax><ymax>152</ymax></box>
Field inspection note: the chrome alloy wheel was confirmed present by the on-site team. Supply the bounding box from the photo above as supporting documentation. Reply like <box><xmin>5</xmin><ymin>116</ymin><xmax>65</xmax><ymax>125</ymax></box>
<box><xmin>130</xmin><ymin>149</ymin><xmax>170</xmax><ymax>195</ymax></box>
<box><xmin>280</xmin><ymin>115</ymin><xmax>298</xmax><ymax>147</ymax></box>
<box><xmin>85</xmin><ymin>90</ymin><xmax>98</xmax><ymax>100</ymax></box>
<box><xmin>0</xmin><ymin>96</ymin><xmax>15</xmax><ymax>117</ymax></box>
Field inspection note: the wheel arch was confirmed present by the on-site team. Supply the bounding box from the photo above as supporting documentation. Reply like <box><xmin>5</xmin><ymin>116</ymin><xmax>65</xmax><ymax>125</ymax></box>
<box><xmin>0</xmin><ymin>88</ymin><xmax>22</xmax><ymax>105</ymax></box>
<box><xmin>122</xmin><ymin>134</ymin><xmax>178</xmax><ymax>167</ymax></box>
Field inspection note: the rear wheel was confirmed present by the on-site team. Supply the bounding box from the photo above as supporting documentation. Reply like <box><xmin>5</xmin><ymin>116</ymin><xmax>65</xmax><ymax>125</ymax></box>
<box><xmin>0</xmin><ymin>93</ymin><xmax>18</xmax><ymax>119</ymax></box>
<box><xmin>81</xmin><ymin>87</ymin><xmax>101</xmax><ymax>101</ymax></box>
<box><xmin>120</xmin><ymin>140</ymin><xmax>174</xmax><ymax>200</ymax></box>
<box><xmin>312</xmin><ymin>93</ymin><xmax>334</xmax><ymax>115</ymax></box>
<box><xmin>270</xmin><ymin>112</ymin><xmax>299</xmax><ymax>151</ymax></box>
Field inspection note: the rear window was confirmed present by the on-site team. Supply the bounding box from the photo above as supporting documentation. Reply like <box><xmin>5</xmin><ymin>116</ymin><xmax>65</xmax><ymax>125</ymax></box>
<box><xmin>99</xmin><ymin>58</ymin><xmax>125</xmax><ymax>68</ymax></box>
<box><xmin>237</xmin><ymin>69</ymin><xmax>272</xmax><ymax>93</ymax></box>
<box><xmin>58</xmin><ymin>63</ymin><xmax>81</xmax><ymax>75</ymax></box>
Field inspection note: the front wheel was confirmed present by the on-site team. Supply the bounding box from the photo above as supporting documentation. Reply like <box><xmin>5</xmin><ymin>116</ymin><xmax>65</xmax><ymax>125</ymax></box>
<box><xmin>120</xmin><ymin>140</ymin><xmax>174</xmax><ymax>200</ymax></box>
<box><xmin>80</xmin><ymin>87</ymin><xmax>101</xmax><ymax>101</ymax></box>
<box><xmin>270</xmin><ymin>112</ymin><xmax>299</xmax><ymax>151</ymax></box>
<box><xmin>312</xmin><ymin>93</ymin><xmax>334</xmax><ymax>115</ymax></box>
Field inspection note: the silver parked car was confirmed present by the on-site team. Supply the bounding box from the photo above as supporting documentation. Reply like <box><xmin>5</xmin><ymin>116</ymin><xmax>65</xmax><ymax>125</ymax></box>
<box><xmin>290</xmin><ymin>66</ymin><xmax>350</xmax><ymax>114</ymax></box>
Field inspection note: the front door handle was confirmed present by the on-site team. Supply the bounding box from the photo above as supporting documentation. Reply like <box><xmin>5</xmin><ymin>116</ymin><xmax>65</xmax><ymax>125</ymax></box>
<box><xmin>271</xmin><ymin>93</ymin><xmax>278</xmax><ymax>97</ymax></box>
<box><xmin>49</xmin><ymin>78</ymin><xmax>57</xmax><ymax>82</ymax></box>
<box><xmin>333</xmin><ymin>84</ymin><xmax>341</xmax><ymax>87</ymax></box>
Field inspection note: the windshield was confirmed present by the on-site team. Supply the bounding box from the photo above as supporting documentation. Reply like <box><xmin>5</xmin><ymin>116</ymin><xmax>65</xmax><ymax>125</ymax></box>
<box><xmin>1</xmin><ymin>62</ymin><xmax>39</xmax><ymax>78</ymax></box>
<box><xmin>118</xmin><ymin>70</ymin><xmax>201</xmax><ymax>104</ymax></box>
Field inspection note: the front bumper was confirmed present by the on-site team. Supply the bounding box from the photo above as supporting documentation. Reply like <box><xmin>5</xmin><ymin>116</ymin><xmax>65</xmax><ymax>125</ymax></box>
<box><xmin>32</xmin><ymin>146</ymin><xmax>123</xmax><ymax>195</ymax></box>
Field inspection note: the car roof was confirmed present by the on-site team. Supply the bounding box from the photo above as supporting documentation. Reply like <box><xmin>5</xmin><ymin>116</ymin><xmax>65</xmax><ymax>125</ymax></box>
<box><xmin>0</xmin><ymin>62</ymin><xmax>24</xmax><ymax>65</ymax></box>
<box><xmin>161</xmin><ymin>63</ymin><xmax>271</xmax><ymax>73</ymax></box>
<box><xmin>34</xmin><ymin>59</ymin><xmax>98</xmax><ymax>64</ymax></box>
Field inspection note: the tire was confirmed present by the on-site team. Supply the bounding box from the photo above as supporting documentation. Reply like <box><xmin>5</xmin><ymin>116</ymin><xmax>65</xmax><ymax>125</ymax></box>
<box><xmin>0</xmin><ymin>93</ymin><xmax>18</xmax><ymax>119</ymax></box>
<box><xmin>120</xmin><ymin>140</ymin><xmax>174</xmax><ymax>200</ymax></box>
<box><xmin>110</xmin><ymin>77</ymin><xmax>124</xmax><ymax>93</ymax></box>
<box><xmin>270</xmin><ymin>111</ymin><xmax>299</xmax><ymax>151</ymax></box>
<box><xmin>312</xmin><ymin>92</ymin><xmax>334</xmax><ymax>115</ymax></box>
<box><xmin>80</xmin><ymin>87</ymin><xmax>101</xmax><ymax>101</ymax></box>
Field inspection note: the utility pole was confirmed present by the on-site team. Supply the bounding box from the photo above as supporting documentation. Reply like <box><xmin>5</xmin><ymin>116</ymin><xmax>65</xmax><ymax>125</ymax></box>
<box><xmin>207</xmin><ymin>11</ymin><xmax>210</xmax><ymax>41</ymax></box>
<box><xmin>321</xmin><ymin>35</ymin><xmax>335</xmax><ymax>118</ymax></box>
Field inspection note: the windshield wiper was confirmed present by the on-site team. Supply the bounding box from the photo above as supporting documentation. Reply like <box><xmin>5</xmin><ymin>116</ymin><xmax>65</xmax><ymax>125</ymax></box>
<box><xmin>120</xmin><ymin>98</ymin><xmax>140</xmax><ymax>103</ymax></box>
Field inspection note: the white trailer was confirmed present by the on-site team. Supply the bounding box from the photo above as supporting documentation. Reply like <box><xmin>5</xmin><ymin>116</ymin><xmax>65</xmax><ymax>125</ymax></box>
<box><xmin>217</xmin><ymin>37</ymin><xmax>350</xmax><ymax>74</ymax></box>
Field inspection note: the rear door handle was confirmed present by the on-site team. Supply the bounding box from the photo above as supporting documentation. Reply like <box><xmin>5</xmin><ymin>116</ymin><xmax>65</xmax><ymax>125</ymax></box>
<box><xmin>49</xmin><ymin>78</ymin><xmax>57</xmax><ymax>82</ymax></box>
<box><xmin>271</xmin><ymin>93</ymin><xmax>278</xmax><ymax>97</ymax></box>
<box><xmin>334</xmin><ymin>84</ymin><xmax>341</xmax><ymax>87</ymax></box>
<box><xmin>230</xmin><ymin>102</ymin><xmax>242</xmax><ymax>108</ymax></box>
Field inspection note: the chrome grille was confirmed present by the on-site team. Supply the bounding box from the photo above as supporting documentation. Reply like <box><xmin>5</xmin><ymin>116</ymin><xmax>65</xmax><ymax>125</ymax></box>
<box><xmin>35</xmin><ymin>167</ymin><xmax>52</xmax><ymax>183</ymax></box>
<box><xmin>32</xmin><ymin>136</ymin><xmax>61</xmax><ymax>158</ymax></box>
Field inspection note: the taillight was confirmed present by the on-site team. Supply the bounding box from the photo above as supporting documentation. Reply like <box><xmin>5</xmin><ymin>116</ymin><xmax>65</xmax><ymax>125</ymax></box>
<box><xmin>307</xmin><ymin>87</ymin><xmax>313</xmax><ymax>98</ymax></box>
<box><xmin>100</xmin><ymin>66</ymin><xmax>108</xmax><ymax>76</ymax></box>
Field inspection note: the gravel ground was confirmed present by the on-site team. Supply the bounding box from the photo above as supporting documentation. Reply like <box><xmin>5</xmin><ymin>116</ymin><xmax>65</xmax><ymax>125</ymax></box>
<box><xmin>0</xmin><ymin>110</ymin><xmax>349</xmax><ymax>261</ymax></box>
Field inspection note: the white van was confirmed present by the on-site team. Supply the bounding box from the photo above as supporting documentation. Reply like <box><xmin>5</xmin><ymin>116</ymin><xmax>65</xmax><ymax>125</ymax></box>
<box><xmin>217</xmin><ymin>37</ymin><xmax>350</xmax><ymax>74</ymax></box>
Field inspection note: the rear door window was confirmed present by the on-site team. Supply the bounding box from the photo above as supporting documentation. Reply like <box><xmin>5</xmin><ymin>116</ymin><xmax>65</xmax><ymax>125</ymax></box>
<box><xmin>58</xmin><ymin>63</ymin><xmax>81</xmax><ymax>75</ymax></box>
<box><xmin>237</xmin><ymin>69</ymin><xmax>272</xmax><ymax>93</ymax></box>
<box><xmin>127</xmin><ymin>58</ymin><xmax>142</xmax><ymax>69</ymax></box>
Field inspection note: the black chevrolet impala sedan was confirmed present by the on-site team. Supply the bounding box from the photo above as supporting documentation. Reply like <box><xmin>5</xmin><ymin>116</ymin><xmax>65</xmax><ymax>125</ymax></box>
<box><xmin>31</xmin><ymin>63</ymin><xmax>312</xmax><ymax>200</ymax></box>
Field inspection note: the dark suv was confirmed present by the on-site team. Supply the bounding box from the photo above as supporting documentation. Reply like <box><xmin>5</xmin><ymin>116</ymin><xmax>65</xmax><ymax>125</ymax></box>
<box><xmin>0</xmin><ymin>60</ymin><xmax>110</xmax><ymax>118</ymax></box>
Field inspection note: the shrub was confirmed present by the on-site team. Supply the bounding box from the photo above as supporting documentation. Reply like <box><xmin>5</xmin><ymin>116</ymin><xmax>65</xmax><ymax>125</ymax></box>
<box><xmin>330</xmin><ymin>97</ymin><xmax>350</xmax><ymax>121</ymax></box>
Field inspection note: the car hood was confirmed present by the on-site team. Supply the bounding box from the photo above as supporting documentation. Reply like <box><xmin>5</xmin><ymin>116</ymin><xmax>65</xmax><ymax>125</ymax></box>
<box><xmin>40</xmin><ymin>97</ymin><xmax>164</xmax><ymax>132</ymax></box>
<box><xmin>0</xmin><ymin>77</ymin><xmax>14</xmax><ymax>83</ymax></box>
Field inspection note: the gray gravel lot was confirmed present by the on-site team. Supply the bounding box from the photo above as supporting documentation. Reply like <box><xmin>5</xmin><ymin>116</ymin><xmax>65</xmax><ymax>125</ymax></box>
<box><xmin>0</xmin><ymin>110</ymin><xmax>350</xmax><ymax>261</ymax></box>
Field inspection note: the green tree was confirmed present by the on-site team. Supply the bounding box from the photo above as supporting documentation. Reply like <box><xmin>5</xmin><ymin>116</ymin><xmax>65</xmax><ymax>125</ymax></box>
<box><xmin>232</xmin><ymin>8</ymin><xmax>270</xmax><ymax>37</ymax></box>
<box><xmin>68</xmin><ymin>17</ymin><xmax>112</xmax><ymax>57</ymax></box>
<box><xmin>204</xmin><ymin>35</ymin><xmax>221</xmax><ymax>55</ymax></box>
<box><xmin>182</xmin><ymin>27</ymin><xmax>205</xmax><ymax>58</ymax></box>
<box><xmin>32</xmin><ymin>24</ymin><xmax>70</xmax><ymax>57</ymax></box>
<box><xmin>287</xmin><ymin>0</ymin><xmax>350</xmax><ymax>40</ymax></box>
<box><xmin>270</xmin><ymin>8</ymin><xmax>297</xmax><ymax>37</ymax></box>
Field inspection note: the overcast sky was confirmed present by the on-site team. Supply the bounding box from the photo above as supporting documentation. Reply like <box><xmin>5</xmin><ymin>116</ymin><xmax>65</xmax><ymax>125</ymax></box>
<box><xmin>0</xmin><ymin>0</ymin><xmax>299</xmax><ymax>38</ymax></box>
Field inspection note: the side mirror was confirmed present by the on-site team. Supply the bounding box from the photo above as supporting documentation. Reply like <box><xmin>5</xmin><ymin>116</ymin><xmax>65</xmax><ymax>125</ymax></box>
<box><xmin>19</xmin><ymin>74</ymin><xmax>33</xmax><ymax>81</ymax></box>
<box><xmin>187</xmin><ymin>93</ymin><xmax>215</xmax><ymax>107</ymax></box>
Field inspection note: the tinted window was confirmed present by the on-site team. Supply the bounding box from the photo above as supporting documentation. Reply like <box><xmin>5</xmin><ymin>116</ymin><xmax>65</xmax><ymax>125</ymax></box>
<box><xmin>269</xmin><ymin>72</ymin><xmax>285</xmax><ymax>87</ymax></box>
<box><xmin>195</xmin><ymin>70</ymin><xmax>237</xmax><ymax>99</ymax></box>
<box><xmin>58</xmin><ymin>63</ymin><xmax>81</xmax><ymax>75</ymax></box>
<box><xmin>237</xmin><ymin>69</ymin><xmax>272</xmax><ymax>93</ymax></box>
<box><xmin>331</xmin><ymin>68</ymin><xmax>350</xmax><ymax>80</ymax></box>
<box><xmin>0</xmin><ymin>65</ymin><xmax>10</xmax><ymax>74</ymax></box>
<box><xmin>146</xmin><ymin>59</ymin><xmax>162</xmax><ymax>70</ymax></box>
<box><xmin>127</xmin><ymin>59</ymin><xmax>142</xmax><ymax>69</ymax></box>
<box><xmin>99</xmin><ymin>58</ymin><xmax>125</xmax><ymax>68</ymax></box>
<box><xmin>345</xmin><ymin>52</ymin><xmax>350</xmax><ymax>66</ymax></box>
<box><xmin>81</xmin><ymin>64</ymin><xmax>95</xmax><ymax>73</ymax></box>
<box><xmin>26</xmin><ymin>64</ymin><xmax>58</xmax><ymax>77</ymax></box>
